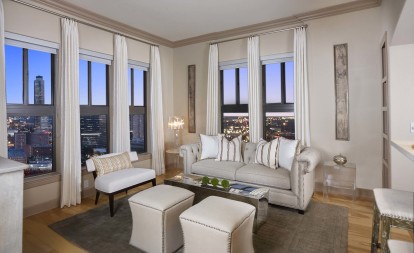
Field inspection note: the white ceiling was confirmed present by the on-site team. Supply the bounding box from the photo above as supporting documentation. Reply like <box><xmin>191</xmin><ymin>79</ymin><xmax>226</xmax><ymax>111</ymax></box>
<box><xmin>62</xmin><ymin>0</ymin><xmax>360</xmax><ymax>42</ymax></box>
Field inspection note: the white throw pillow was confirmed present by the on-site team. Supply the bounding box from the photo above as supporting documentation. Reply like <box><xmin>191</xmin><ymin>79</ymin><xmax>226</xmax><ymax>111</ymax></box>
<box><xmin>255</xmin><ymin>138</ymin><xmax>279</xmax><ymax>169</ymax></box>
<box><xmin>200</xmin><ymin>134</ymin><xmax>219</xmax><ymax>160</ymax></box>
<box><xmin>215</xmin><ymin>134</ymin><xmax>242</xmax><ymax>162</ymax></box>
<box><xmin>278</xmin><ymin>137</ymin><xmax>299</xmax><ymax>170</ymax></box>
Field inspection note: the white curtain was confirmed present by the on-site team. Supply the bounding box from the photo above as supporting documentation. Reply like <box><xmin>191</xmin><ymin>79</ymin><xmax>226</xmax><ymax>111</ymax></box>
<box><xmin>0</xmin><ymin>0</ymin><xmax>7</xmax><ymax>157</ymax></box>
<box><xmin>294</xmin><ymin>27</ymin><xmax>311</xmax><ymax>147</ymax></box>
<box><xmin>58</xmin><ymin>18</ymin><xmax>81</xmax><ymax>207</ymax></box>
<box><xmin>247</xmin><ymin>36</ymin><xmax>262</xmax><ymax>143</ymax></box>
<box><xmin>110</xmin><ymin>35</ymin><xmax>130</xmax><ymax>153</ymax></box>
<box><xmin>206</xmin><ymin>44</ymin><xmax>219</xmax><ymax>135</ymax></box>
<box><xmin>150</xmin><ymin>46</ymin><xmax>165</xmax><ymax>175</ymax></box>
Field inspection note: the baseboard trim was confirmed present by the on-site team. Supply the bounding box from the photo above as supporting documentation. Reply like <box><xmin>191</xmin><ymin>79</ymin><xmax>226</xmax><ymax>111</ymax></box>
<box><xmin>81</xmin><ymin>187</ymin><xmax>96</xmax><ymax>198</ymax></box>
<box><xmin>24</xmin><ymin>199</ymin><xmax>59</xmax><ymax>218</ymax></box>
<box><xmin>314</xmin><ymin>182</ymin><xmax>373</xmax><ymax>201</ymax></box>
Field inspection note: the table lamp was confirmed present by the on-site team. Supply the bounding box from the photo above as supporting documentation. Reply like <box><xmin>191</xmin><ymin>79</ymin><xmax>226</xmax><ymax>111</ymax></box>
<box><xmin>168</xmin><ymin>116</ymin><xmax>184</xmax><ymax>147</ymax></box>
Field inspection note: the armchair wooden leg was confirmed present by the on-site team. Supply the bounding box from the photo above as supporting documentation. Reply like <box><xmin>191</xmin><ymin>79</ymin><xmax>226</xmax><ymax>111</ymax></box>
<box><xmin>109</xmin><ymin>194</ymin><xmax>115</xmax><ymax>217</ymax></box>
<box><xmin>151</xmin><ymin>178</ymin><xmax>156</xmax><ymax>186</ymax></box>
<box><xmin>298</xmin><ymin>210</ymin><xmax>305</xmax><ymax>215</ymax></box>
<box><xmin>95</xmin><ymin>191</ymin><xmax>100</xmax><ymax>205</ymax></box>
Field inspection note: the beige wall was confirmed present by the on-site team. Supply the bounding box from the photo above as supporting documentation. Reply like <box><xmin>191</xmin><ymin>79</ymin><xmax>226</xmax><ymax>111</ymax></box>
<box><xmin>173</xmin><ymin>8</ymin><xmax>385</xmax><ymax>190</ymax></box>
<box><xmin>4</xmin><ymin>0</ymin><xmax>61</xmax><ymax>43</ymax></box>
<box><xmin>389</xmin><ymin>44</ymin><xmax>414</xmax><ymax>191</ymax></box>
<box><xmin>307</xmin><ymin>9</ymin><xmax>383</xmax><ymax>189</ymax></box>
<box><xmin>3</xmin><ymin>0</ymin><xmax>174</xmax><ymax>215</ymax></box>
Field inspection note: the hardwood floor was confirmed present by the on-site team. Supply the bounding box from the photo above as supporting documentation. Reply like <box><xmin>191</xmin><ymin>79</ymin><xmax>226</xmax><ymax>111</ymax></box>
<box><xmin>23</xmin><ymin>167</ymin><xmax>413</xmax><ymax>253</ymax></box>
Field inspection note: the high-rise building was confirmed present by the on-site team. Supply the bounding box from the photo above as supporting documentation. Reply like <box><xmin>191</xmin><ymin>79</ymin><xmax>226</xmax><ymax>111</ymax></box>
<box><xmin>34</xmin><ymin>75</ymin><xmax>45</xmax><ymax>104</ymax></box>
<box><xmin>14</xmin><ymin>132</ymin><xmax>27</xmax><ymax>149</ymax></box>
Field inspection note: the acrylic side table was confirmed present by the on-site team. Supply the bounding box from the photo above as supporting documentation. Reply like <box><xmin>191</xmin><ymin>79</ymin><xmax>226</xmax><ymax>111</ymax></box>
<box><xmin>323</xmin><ymin>161</ymin><xmax>356</xmax><ymax>201</ymax></box>
<box><xmin>166</xmin><ymin>148</ymin><xmax>180</xmax><ymax>168</ymax></box>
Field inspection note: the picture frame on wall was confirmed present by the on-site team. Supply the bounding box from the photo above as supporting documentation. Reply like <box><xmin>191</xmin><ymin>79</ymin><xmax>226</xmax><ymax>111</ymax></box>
<box><xmin>188</xmin><ymin>65</ymin><xmax>196</xmax><ymax>133</ymax></box>
<box><xmin>334</xmin><ymin>43</ymin><xmax>350</xmax><ymax>141</ymax></box>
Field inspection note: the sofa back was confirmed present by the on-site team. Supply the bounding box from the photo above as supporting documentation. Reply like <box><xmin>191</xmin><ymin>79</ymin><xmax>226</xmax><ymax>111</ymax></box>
<box><xmin>242</xmin><ymin>142</ymin><xmax>258</xmax><ymax>164</ymax></box>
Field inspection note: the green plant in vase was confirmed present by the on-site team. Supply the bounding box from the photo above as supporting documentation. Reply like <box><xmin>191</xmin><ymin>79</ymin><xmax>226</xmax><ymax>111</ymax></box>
<box><xmin>211</xmin><ymin>177</ymin><xmax>219</xmax><ymax>187</ymax></box>
<box><xmin>221</xmin><ymin>179</ymin><xmax>230</xmax><ymax>190</ymax></box>
<box><xmin>201</xmin><ymin>176</ymin><xmax>210</xmax><ymax>186</ymax></box>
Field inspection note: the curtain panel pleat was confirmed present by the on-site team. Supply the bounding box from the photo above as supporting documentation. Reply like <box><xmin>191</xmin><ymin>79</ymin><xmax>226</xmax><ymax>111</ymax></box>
<box><xmin>206</xmin><ymin>44</ymin><xmax>220</xmax><ymax>135</ymax></box>
<box><xmin>110</xmin><ymin>35</ymin><xmax>130</xmax><ymax>153</ymax></box>
<box><xmin>150</xmin><ymin>46</ymin><xmax>165</xmax><ymax>175</ymax></box>
<box><xmin>247</xmin><ymin>36</ymin><xmax>262</xmax><ymax>143</ymax></box>
<box><xmin>58</xmin><ymin>18</ymin><xmax>81</xmax><ymax>207</ymax></box>
<box><xmin>294</xmin><ymin>27</ymin><xmax>311</xmax><ymax>147</ymax></box>
<box><xmin>0</xmin><ymin>0</ymin><xmax>7</xmax><ymax>157</ymax></box>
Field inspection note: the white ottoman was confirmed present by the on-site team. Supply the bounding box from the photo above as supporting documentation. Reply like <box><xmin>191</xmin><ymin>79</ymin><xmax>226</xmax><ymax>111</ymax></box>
<box><xmin>128</xmin><ymin>184</ymin><xmax>195</xmax><ymax>253</ymax></box>
<box><xmin>179</xmin><ymin>196</ymin><xmax>256</xmax><ymax>253</ymax></box>
<box><xmin>388</xmin><ymin>240</ymin><xmax>414</xmax><ymax>253</ymax></box>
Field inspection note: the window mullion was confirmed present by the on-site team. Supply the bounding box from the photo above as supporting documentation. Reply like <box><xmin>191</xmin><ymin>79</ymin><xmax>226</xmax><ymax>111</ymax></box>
<box><xmin>88</xmin><ymin>61</ymin><xmax>92</xmax><ymax>105</ymax></box>
<box><xmin>51</xmin><ymin>54</ymin><xmax>55</xmax><ymax>105</ymax></box>
<box><xmin>23</xmin><ymin>48</ymin><xmax>28</xmax><ymax>105</ymax></box>
<box><xmin>281</xmin><ymin>63</ymin><xmax>286</xmax><ymax>104</ymax></box>
<box><xmin>143</xmin><ymin>70</ymin><xmax>147</xmax><ymax>107</ymax></box>
<box><xmin>131</xmin><ymin>68</ymin><xmax>134</xmax><ymax>106</ymax></box>
<box><xmin>106</xmin><ymin>65</ymin><xmax>110</xmax><ymax>106</ymax></box>
<box><xmin>235</xmin><ymin>68</ymin><xmax>240</xmax><ymax>105</ymax></box>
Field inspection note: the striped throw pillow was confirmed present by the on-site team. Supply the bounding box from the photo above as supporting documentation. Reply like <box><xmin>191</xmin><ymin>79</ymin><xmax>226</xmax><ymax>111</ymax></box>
<box><xmin>215</xmin><ymin>134</ymin><xmax>242</xmax><ymax>162</ymax></box>
<box><xmin>255</xmin><ymin>138</ymin><xmax>280</xmax><ymax>169</ymax></box>
<box><xmin>92</xmin><ymin>152</ymin><xmax>133</xmax><ymax>176</ymax></box>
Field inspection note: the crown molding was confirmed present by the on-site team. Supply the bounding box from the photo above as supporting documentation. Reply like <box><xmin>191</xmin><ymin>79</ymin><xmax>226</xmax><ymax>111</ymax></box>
<box><xmin>173</xmin><ymin>0</ymin><xmax>381</xmax><ymax>47</ymax></box>
<box><xmin>26</xmin><ymin>0</ymin><xmax>381</xmax><ymax>48</ymax></box>
<box><xmin>29</xmin><ymin>0</ymin><xmax>175</xmax><ymax>47</ymax></box>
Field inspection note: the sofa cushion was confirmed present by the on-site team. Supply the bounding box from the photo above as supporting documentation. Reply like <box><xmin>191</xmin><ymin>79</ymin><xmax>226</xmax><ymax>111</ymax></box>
<box><xmin>95</xmin><ymin>168</ymin><xmax>155</xmax><ymax>193</ymax></box>
<box><xmin>235</xmin><ymin>163</ymin><xmax>291</xmax><ymax>190</ymax></box>
<box><xmin>243</xmin><ymin>142</ymin><xmax>257</xmax><ymax>164</ymax></box>
<box><xmin>215</xmin><ymin>134</ymin><xmax>242</xmax><ymax>162</ymax></box>
<box><xmin>92</xmin><ymin>152</ymin><xmax>133</xmax><ymax>176</ymax></box>
<box><xmin>279</xmin><ymin>137</ymin><xmax>300</xmax><ymax>170</ymax></box>
<box><xmin>192</xmin><ymin>159</ymin><xmax>245</xmax><ymax>180</ymax></box>
<box><xmin>255</xmin><ymin>138</ymin><xmax>279</xmax><ymax>169</ymax></box>
<box><xmin>200</xmin><ymin>134</ymin><xmax>218</xmax><ymax>160</ymax></box>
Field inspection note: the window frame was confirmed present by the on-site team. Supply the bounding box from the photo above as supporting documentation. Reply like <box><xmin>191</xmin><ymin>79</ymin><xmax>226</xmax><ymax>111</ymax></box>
<box><xmin>219</xmin><ymin>62</ymin><xmax>249</xmax><ymax>141</ymax></box>
<box><xmin>128</xmin><ymin>61</ymin><xmax>148</xmax><ymax>153</ymax></box>
<box><xmin>262</xmin><ymin>55</ymin><xmax>295</xmax><ymax>140</ymax></box>
<box><xmin>5</xmin><ymin>38</ymin><xmax>58</xmax><ymax>177</ymax></box>
<box><xmin>79</xmin><ymin>52</ymin><xmax>111</xmax><ymax>163</ymax></box>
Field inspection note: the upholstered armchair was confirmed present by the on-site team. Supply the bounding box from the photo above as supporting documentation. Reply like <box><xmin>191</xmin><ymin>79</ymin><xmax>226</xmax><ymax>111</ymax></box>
<box><xmin>86</xmin><ymin>152</ymin><xmax>156</xmax><ymax>216</ymax></box>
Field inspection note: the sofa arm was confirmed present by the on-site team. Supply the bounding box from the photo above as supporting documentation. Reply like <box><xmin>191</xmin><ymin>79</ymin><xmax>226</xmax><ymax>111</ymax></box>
<box><xmin>297</xmin><ymin>147</ymin><xmax>321</xmax><ymax>174</ymax></box>
<box><xmin>180</xmin><ymin>144</ymin><xmax>200</xmax><ymax>174</ymax></box>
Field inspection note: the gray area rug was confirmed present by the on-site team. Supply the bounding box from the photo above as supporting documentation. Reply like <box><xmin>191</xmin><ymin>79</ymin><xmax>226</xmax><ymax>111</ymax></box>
<box><xmin>50</xmin><ymin>198</ymin><xmax>348</xmax><ymax>253</ymax></box>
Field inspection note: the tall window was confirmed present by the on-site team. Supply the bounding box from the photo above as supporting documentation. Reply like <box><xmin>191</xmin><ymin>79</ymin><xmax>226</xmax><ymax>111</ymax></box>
<box><xmin>221</xmin><ymin>67</ymin><xmax>249</xmax><ymax>141</ymax></box>
<box><xmin>128</xmin><ymin>65</ymin><xmax>147</xmax><ymax>153</ymax></box>
<box><xmin>79</xmin><ymin>56</ymin><xmax>110</xmax><ymax>164</ymax></box>
<box><xmin>263</xmin><ymin>59</ymin><xmax>295</xmax><ymax>141</ymax></box>
<box><xmin>5</xmin><ymin>44</ymin><xmax>56</xmax><ymax>177</ymax></box>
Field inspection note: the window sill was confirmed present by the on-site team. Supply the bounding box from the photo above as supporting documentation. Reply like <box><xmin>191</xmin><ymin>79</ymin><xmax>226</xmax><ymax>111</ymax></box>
<box><xmin>24</xmin><ymin>172</ymin><xmax>61</xmax><ymax>190</ymax></box>
<box><xmin>137</xmin><ymin>152</ymin><xmax>152</xmax><ymax>161</ymax></box>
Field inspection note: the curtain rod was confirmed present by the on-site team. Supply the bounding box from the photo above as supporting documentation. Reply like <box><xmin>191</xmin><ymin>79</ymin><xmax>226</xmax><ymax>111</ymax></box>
<box><xmin>210</xmin><ymin>24</ymin><xmax>307</xmax><ymax>45</ymax></box>
<box><xmin>10</xmin><ymin>0</ymin><xmax>159</xmax><ymax>47</ymax></box>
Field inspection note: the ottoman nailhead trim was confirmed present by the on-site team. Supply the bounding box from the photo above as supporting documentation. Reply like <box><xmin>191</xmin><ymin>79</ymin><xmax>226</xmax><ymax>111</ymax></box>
<box><xmin>181</xmin><ymin>209</ymin><xmax>255</xmax><ymax>253</ymax></box>
<box><xmin>181</xmin><ymin>217</ymin><xmax>231</xmax><ymax>253</ymax></box>
<box><xmin>131</xmin><ymin>193</ymin><xmax>194</xmax><ymax>253</ymax></box>
<box><xmin>162</xmin><ymin>195</ymin><xmax>194</xmax><ymax>253</ymax></box>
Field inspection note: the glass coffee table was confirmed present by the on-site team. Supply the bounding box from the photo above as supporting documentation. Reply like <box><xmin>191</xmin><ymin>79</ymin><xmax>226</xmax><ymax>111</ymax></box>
<box><xmin>164</xmin><ymin>173</ymin><xmax>269</xmax><ymax>232</ymax></box>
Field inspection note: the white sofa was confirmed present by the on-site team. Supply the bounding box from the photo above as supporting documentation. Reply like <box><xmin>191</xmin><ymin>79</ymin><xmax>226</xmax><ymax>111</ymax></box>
<box><xmin>180</xmin><ymin>142</ymin><xmax>320</xmax><ymax>213</ymax></box>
